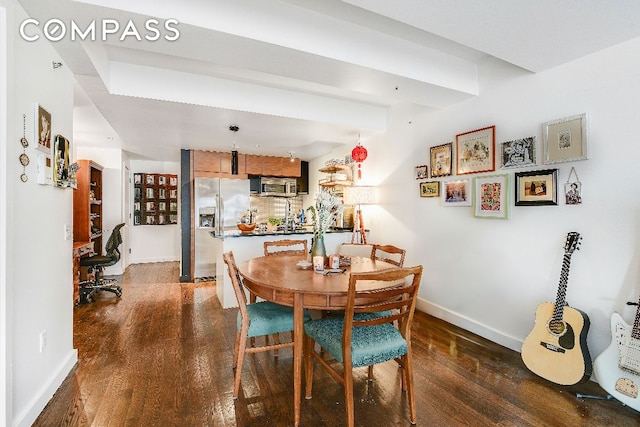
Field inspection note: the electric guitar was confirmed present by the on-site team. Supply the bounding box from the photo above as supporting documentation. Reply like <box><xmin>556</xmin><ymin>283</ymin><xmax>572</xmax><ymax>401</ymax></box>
<box><xmin>593</xmin><ymin>295</ymin><xmax>640</xmax><ymax>411</ymax></box>
<box><xmin>521</xmin><ymin>232</ymin><xmax>592</xmax><ymax>385</ymax></box>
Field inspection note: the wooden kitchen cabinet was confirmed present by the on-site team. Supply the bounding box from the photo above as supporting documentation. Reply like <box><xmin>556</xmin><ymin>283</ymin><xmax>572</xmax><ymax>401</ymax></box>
<box><xmin>261</xmin><ymin>156</ymin><xmax>283</xmax><ymax>176</ymax></box>
<box><xmin>281</xmin><ymin>158</ymin><xmax>301</xmax><ymax>177</ymax></box>
<box><xmin>245</xmin><ymin>154</ymin><xmax>263</xmax><ymax>175</ymax></box>
<box><xmin>193</xmin><ymin>151</ymin><xmax>222</xmax><ymax>174</ymax></box>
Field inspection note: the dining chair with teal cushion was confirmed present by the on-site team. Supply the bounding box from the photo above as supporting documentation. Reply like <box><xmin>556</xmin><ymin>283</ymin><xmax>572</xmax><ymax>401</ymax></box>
<box><xmin>304</xmin><ymin>265</ymin><xmax>423</xmax><ymax>427</ymax></box>
<box><xmin>223</xmin><ymin>251</ymin><xmax>310</xmax><ymax>398</ymax></box>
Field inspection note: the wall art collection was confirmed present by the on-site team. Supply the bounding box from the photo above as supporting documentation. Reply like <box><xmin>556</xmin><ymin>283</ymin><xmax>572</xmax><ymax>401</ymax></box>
<box><xmin>417</xmin><ymin>113</ymin><xmax>588</xmax><ymax>218</ymax></box>
<box><xmin>134</xmin><ymin>173</ymin><xmax>179</xmax><ymax>226</ymax></box>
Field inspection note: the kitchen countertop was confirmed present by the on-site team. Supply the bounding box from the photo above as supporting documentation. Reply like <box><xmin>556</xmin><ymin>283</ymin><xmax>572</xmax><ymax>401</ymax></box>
<box><xmin>210</xmin><ymin>227</ymin><xmax>355</xmax><ymax>238</ymax></box>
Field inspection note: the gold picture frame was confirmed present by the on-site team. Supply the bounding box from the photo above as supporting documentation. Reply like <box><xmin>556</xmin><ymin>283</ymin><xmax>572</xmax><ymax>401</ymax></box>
<box><xmin>542</xmin><ymin>113</ymin><xmax>587</xmax><ymax>164</ymax></box>
<box><xmin>419</xmin><ymin>181</ymin><xmax>440</xmax><ymax>198</ymax></box>
<box><xmin>429</xmin><ymin>142</ymin><xmax>453</xmax><ymax>177</ymax></box>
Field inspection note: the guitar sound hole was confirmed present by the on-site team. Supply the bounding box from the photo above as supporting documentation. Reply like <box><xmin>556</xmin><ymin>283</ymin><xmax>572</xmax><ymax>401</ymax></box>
<box><xmin>547</xmin><ymin>319</ymin><xmax>566</xmax><ymax>336</ymax></box>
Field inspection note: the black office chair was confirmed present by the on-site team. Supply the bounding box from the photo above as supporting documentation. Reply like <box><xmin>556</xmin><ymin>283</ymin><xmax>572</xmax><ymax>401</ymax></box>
<box><xmin>79</xmin><ymin>223</ymin><xmax>125</xmax><ymax>303</ymax></box>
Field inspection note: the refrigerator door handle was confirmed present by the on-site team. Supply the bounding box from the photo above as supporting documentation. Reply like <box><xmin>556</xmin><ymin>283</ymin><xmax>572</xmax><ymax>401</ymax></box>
<box><xmin>217</xmin><ymin>194</ymin><xmax>224</xmax><ymax>235</ymax></box>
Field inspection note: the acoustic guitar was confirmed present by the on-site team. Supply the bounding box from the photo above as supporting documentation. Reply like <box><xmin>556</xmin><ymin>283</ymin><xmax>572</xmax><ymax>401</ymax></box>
<box><xmin>593</xmin><ymin>295</ymin><xmax>640</xmax><ymax>411</ymax></box>
<box><xmin>521</xmin><ymin>232</ymin><xmax>592</xmax><ymax>385</ymax></box>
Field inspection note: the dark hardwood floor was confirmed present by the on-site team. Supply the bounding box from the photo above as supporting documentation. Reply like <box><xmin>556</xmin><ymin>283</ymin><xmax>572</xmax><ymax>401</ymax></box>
<box><xmin>34</xmin><ymin>262</ymin><xmax>639</xmax><ymax>426</ymax></box>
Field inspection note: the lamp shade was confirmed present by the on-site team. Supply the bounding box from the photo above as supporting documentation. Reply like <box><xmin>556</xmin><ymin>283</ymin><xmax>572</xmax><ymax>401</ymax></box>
<box><xmin>343</xmin><ymin>186</ymin><xmax>375</xmax><ymax>206</ymax></box>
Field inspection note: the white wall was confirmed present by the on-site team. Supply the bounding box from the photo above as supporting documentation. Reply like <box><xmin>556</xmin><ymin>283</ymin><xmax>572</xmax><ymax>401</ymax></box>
<box><xmin>129</xmin><ymin>159</ymin><xmax>181</xmax><ymax>264</ymax></box>
<box><xmin>4</xmin><ymin>1</ymin><xmax>77</xmax><ymax>425</ymax></box>
<box><xmin>366</xmin><ymin>38</ymin><xmax>640</xmax><ymax>355</ymax></box>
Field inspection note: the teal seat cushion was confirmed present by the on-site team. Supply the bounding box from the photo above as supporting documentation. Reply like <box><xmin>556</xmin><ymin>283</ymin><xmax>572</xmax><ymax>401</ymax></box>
<box><xmin>304</xmin><ymin>317</ymin><xmax>407</xmax><ymax>368</ymax></box>
<box><xmin>238</xmin><ymin>301</ymin><xmax>310</xmax><ymax>338</ymax></box>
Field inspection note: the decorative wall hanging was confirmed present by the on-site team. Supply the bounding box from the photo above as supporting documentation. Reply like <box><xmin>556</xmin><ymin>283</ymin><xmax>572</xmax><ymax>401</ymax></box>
<box><xmin>441</xmin><ymin>179</ymin><xmax>472</xmax><ymax>206</ymax></box>
<box><xmin>515</xmin><ymin>169</ymin><xmax>558</xmax><ymax>206</ymax></box>
<box><xmin>53</xmin><ymin>134</ymin><xmax>72</xmax><ymax>188</ymax></box>
<box><xmin>456</xmin><ymin>126</ymin><xmax>496</xmax><ymax>175</ymax></box>
<box><xmin>564</xmin><ymin>166</ymin><xmax>582</xmax><ymax>205</ymax></box>
<box><xmin>36</xmin><ymin>104</ymin><xmax>51</xmax><ymax>153</ymax></box>
<box><xmin>419</xmin><ymin>181</ymin><xmax>440</xmax><ymax>198</ymax></box>
<box><xmin>473</xmin><ymin>174</ymin><xmax>509</xmax><ymax>219</ymax></box>
<box><xmin>500</xmin><ymin>136</ymin><xmax>536</xmax><ymax>169</ymax></box>
<box><xmin>19</xmin><ymin>114</ymin><xmax>29</xmax><ymax>182</ymax></box>
<box><xmin>543</xmin><ymin>113</ymin><xmax>588</xmax><ymax>164</ymax></box>
<box><xmin>429</xmin><ymin>142</ymin><xmax>452</xmax><ymax>177</ymax></box>
<box><xmin>133</xmin><ymin>173</ymin><xmax>178</xmax><ymax>225</ymax></box>
<box><xmin>351</xmin><ymin>134</ymin><xmax>368</xmax><ymax>180</ymax></box>
<box><xmin>415</xmin><ymin>165</ymin><xmax>428</xmax><ymax>180</ymax></box>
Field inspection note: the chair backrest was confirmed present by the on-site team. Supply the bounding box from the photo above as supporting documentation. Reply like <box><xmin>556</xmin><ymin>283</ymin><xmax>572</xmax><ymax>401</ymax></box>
<box><xmin>344</xmin><ymin>265</ymin><xmax>423</xmax><ymax>344</ymax></box>
<box><xmin>370</xmin><ymin>244</ymin><xmax>406</xmax><ymax>267</ymax></box>
<box><xmin>105</xmin><ymin>223</ymin><xmax>125</xmax><ymax>262</ymax></box>
<box><xmin>263</xmin><ymin>239</ymin><xmax>308</xmax><ymax>256</ymax></box>
<box><xmin>338</xmin><ymin>243</ymin><xmax>373</xmax><ymax>257</ymax></box>
<box><xmin>222</xmin><ymin>251</ymin><xmax>250</xmax><ymax>321</ymax></box>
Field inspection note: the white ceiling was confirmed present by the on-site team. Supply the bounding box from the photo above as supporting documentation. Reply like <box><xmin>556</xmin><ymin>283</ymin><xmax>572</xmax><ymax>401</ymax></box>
<box><xmin>18</xmin><ymin>0</ymin><xmax>640</xmax><ymax>162</ymax></box>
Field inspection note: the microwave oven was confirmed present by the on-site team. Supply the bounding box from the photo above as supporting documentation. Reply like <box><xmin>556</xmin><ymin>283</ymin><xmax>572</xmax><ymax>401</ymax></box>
<box><xmin>251</xmin><ymin>177</ymin><xmax>298</xmax><ymax>197</ymax></box>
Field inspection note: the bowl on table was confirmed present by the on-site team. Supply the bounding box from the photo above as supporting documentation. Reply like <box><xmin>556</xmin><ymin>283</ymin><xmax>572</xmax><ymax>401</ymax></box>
<box><xmin>237</xmin><ymin>223</ymin><xmax>257</xmax><ymax>233</ymax></box>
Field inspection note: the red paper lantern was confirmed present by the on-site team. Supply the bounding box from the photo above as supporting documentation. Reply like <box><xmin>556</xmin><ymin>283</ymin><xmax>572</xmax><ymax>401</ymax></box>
<box><xmin>351</xmin><ymin>142</ymin><xmax>368</xmax><ymax>179</ymax></box>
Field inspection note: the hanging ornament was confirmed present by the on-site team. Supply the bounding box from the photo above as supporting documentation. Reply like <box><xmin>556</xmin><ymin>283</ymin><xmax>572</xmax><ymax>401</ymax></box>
<box><xmin>351</xmin><ymin>134</ymin><xmax>368</xmax><ymax>180</ymax></box>
<box><xmin>19</xmin><ymin>114</ymin><xmax>29</xmax><ymax>182</ymax></box>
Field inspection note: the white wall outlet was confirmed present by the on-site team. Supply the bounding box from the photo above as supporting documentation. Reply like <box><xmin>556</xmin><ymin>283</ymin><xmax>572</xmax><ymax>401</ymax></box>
<box><xmin>39</xmin><ymin>330</ymin><xmax>47</xmax><ymax>353</ymax></box>
<box><xmin>64</xmin><ymin>224</ymin><xmax>72</xmax><ymax>240</ymax></box>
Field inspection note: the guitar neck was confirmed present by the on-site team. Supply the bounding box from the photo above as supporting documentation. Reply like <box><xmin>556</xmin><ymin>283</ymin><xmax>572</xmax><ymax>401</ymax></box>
<box><xmin>552</xmin><ymin>253</ymin><xmax>573</xmax><ymax>320</ymax></box>
<box><xmin>632</xmin><ymin>295</ymin><xmax>640</xmax><ymax>340</ymax></box>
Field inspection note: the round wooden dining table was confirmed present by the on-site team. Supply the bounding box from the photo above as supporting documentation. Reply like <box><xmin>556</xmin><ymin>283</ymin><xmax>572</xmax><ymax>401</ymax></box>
<box><xmin>237</xmin><ymin>254</ymin><xmax>398</xmax><ymax>427</ymax></box>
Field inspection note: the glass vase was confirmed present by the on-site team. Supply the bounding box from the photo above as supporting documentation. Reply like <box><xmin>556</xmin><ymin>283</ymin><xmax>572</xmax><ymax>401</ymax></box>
<box><xmin>311</xmin><ymin>233</ymin><xmax>327</xmax><ymax>263</ymax></box>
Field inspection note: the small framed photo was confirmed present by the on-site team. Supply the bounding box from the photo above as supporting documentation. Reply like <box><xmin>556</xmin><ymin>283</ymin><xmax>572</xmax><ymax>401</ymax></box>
<box><xmin>441</xmin><ymin>179</ymin><xmax>472</xmax><ymax>206</ymax></box>
<box><xmin>430</xmin><ymin>143</ymin><xmax>453</xmax><ymax>177</ymax></box>
<box><xmin>474</xmin><ymin>174</ymin><xmax>509</xmax><ymax>219</ymax></box>
<box><xmin>543</xmin><ymin>113</ymin><xmax>587</xmax><ymax>164</ymax></box>
<box><xmin>456</xmin><ymin>126</ymin><xmax>495</xmax><ymax>175</ymax></box>
<box><xmin>36</xmin><ymin>104</ymin><xmax>52</xmax><ymax>153</ymax></box>
<box><xmin>415</xmin><ymin>165</ymin><xmax>428</xmax><ymax>180</ymax></box>
<box><xmin>419</xmin><ymin>181</ymin><xmax>440</xmax><ymax>198</ymax></box>
<box><xmin>515</xmin><ymin>169</ymin><xmax>558</xmax><ymax>206</ymax></box>
<box><xmin>500</xmin><ymin>136</ymin><xmax>536</xmax><ymax>169</ymax></box>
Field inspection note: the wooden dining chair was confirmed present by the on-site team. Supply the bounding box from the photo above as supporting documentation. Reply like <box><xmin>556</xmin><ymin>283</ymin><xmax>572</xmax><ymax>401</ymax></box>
<box><xmin>370</xmin><ymin>244</ymin><xmax>406</xmax><ymax>267</ymax></box>
<box><xmin>222</xmin><ymin>251</ymin><xmax>310</xmax><ymax>399</ymax></box>
<box><xmin>303</xmin><ymin>265</ymin><xmax>423</xmax><ymax>427</ymax></box>
<box><xmin>263</xmin><ymin>239</ymin><xmax>308</xmax><ymax>256</ymax></box>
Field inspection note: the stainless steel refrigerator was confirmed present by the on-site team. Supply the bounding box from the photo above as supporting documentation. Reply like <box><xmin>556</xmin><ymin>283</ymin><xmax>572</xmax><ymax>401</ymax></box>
<box><xmin>194</xmin><ymin>178</ymin><xmax>250</xmax><ymax>278</ymax></box>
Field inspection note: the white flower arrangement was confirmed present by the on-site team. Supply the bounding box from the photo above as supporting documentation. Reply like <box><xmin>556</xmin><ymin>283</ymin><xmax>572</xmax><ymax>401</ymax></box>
<box><xmin>307</xmin><ymin>190</ymin><xmax>344</xmax><ymax>238</ymax></box>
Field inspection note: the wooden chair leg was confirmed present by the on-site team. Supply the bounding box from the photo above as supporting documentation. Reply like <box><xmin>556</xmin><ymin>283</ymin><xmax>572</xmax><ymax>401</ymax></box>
<box><xmin>234</xmin><ymin>334</ymin><xmax>248</xmax><ymax>399</ymax></box>
<box><xmin>233</xmin><ymin>331</ymin><xmax>241</xmax><ymax>369</ymax></box>
<box><xmin>273</xmin><ymin>333</ymin><xmax>280</xmax><ymax>357</ymax></box>
<box><xmin>404</xmin><ymin>352</ymin><xmax>416</xmax><ymax>424</ymax></box>
<box><xmin>344</xmin><ymin>361</ymin><xmax>355</xmax><ymax>427</ymax></box>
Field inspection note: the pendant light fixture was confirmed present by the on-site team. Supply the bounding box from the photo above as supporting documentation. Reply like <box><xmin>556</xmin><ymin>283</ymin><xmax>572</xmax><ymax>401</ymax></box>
<box><xmin>351</xmin><ymin>133</ymin><xmax>368</xmax><ymax>180</ymax></box>
<box><xmin>229</xmin><ymin>125</ymin><xmax>239</xmax><ymax>175</ymax></box>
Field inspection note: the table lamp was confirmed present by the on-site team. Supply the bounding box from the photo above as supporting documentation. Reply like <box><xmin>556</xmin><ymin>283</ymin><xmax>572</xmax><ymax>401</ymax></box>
<box><xmin>343</xmin><ymin>186</ymin><xmax>375</xmax><ymax>244</ymax></box>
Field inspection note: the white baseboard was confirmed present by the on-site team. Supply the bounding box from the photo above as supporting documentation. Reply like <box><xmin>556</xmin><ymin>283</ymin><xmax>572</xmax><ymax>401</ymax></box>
<box><xmin>416</xmin><ymin>298</ymin><xmax>523</xmax><ymax>353</ymax></box>
<box><xmin>129</xmin><ymin>256</ymin><xmax>179</xmax><ymax>264</ymax></box>
<box><xmin>15</xmin><ymin>349</ymin><xmax>78</xmax><ymax>427</ymax></box>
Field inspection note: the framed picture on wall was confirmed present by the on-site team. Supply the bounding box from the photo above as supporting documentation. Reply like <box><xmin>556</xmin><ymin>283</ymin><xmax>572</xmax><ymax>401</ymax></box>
<box><xmin>419</xmin><ymin>181</ymin><xmax>440</xmax><ymax>198</ymax></box>
<box><xmin>473</xmin><ymin>174</ymin><xmax>509</xmax><ymax>219</ymax></box>
<box><xmin>430</xmin><ymin>142</ymin><xmax>453</xmax><ymax>177</ymax></box>
<box><xmin>543</xmin><ymin>113</ymin><xmax>588</xmax><ymax>164</ymax></box>
<box><xmin>415</xmin><ymin>165</ymin><xmax>428</xmax><ymax>180</ymax></box>
<box><xmin>500</xmin><ymin>136</ymin><xmax>536</xmax><ymax>169</ymax></box>
<box><xmin>456</xmin><ymin>126</ymin><xmax>495</xmax><ymax>175</ymax></box>
<box><xmin>441</xmin><ymin>179</ymin><xmax>471</xmax><ymax>206</ymax></box>
<box><xmin>515</xmin><ymin>169</ymin><xmax>558</xmax><ymax>206</ymax></box>
<box><xmin>36</xmin><ymin>104</ymin><xmax>52</xmax><ymax>153</ymax></box>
